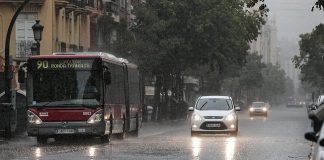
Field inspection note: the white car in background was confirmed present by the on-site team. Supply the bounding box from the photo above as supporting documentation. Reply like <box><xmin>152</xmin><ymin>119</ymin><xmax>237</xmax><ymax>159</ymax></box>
<box><xmin>188</xmin><ymin>96</ymin><xmax>240</xmax><ymax>136</ymax></box>
<box><xmin>249</xmin><ymin>101</ymin><xmax>268</xmax><ymax>117</ymax></box>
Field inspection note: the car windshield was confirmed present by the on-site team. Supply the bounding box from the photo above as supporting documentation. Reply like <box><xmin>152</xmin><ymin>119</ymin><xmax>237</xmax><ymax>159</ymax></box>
<box><xmin>196</xmin><ymin>98</ymin><xmax>233</xmax><ymax>110</ymax></box>
<box><xmin>252</xmin><ymin>102</ymin><xmax>265</xmax><ymax>108</ymax></box>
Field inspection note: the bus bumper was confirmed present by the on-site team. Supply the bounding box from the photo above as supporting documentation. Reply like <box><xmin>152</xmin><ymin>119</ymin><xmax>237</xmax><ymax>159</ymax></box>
<box><xmin>27</xmin><ymin>121</ymin><xmax>109</xmax><ymax>137</ymax></box>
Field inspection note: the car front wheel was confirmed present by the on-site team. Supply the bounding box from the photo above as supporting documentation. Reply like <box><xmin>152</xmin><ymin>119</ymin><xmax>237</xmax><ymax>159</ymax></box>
<box><xmin>229</xmin><ymin>131</ymin><xmax>238</xmax><ymax>136</ymax></box>
<box><xmin>191</xmin><ymin>130</ymin><xmax>198</xmax><ymax>137</ymax></box>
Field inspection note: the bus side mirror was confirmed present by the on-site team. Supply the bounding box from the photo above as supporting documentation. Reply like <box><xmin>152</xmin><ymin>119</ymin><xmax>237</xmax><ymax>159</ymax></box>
<box><xmin>104</xmin><ymin>71</ymin><xmax>111</xmax><ymax>84</ymax></box>
<box><xmin>18</xmin><ymin>68</ymin><xmax>25</xmax><ymax>83</ymax></box>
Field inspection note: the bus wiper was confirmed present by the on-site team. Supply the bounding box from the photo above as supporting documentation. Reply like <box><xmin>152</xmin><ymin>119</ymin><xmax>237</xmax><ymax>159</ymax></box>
<box><xmin>199</xmin><ymin>102</ymin><xmax>208</xmax><ymax>110</ymax></box>
<box><xmin>33</xmin><ymin>102</ymin><xmax>51</xmax><ymax>107</ymax></box>
<box><xmin>58</xmin><ymin>103</ymin><xmax>98</xmax><ymax>108</ymax></box>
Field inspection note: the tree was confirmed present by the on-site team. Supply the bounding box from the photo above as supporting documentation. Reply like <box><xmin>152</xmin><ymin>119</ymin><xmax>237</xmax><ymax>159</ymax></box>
<box><xmin>97</xmin><ymin>16</ymin><xmax>136</xmax><ymax>60</ymax></box>
<box><xmin>260</xmin><ymin>63</ymin><xmax>287</xmax><ymax>103</ymax></box>
<box><xmin>130</xmin><ymin>0</ymin><xmax>265</xmax><ymax>120</ymax></box>
<box><xmin>293</xmin><ymin>24</ymin><xmax>324</xmax><ymax>91</ymax></box>
<box><xmin>239</xmin><ymin>53</ymin><xmax>265</xmax><ymax>103</ymax></box>
<box><xmin>246</xmin><ymin>0</ymin><xmax>323</xmax><ymax>12</ymax></box>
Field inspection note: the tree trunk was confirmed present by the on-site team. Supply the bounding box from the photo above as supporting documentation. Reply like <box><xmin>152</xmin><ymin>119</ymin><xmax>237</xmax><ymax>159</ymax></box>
<box><xmin>153</xmin><ymin>74</ymin><xmax>162</xmax><ymax>121</ymax></box>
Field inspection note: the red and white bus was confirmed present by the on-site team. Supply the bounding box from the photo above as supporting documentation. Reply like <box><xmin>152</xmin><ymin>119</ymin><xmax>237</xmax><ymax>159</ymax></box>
<box><xmin>20</xmin><ymin>52</ymin><xmax>142</xmax><ymax>143</ymax></box>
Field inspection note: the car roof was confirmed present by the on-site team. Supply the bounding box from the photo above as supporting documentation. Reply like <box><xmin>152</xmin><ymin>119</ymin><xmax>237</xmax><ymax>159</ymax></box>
<box><xmin>199</xmin><ymin>96</ymin><xmax>231</xmax><ymax>99</ymax></box>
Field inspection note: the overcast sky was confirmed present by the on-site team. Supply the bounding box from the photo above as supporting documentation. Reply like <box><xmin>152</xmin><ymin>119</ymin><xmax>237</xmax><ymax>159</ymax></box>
<box><xmin>266</xmin><ymin>0</ymin><xmax>324</xmax><ymax>41</ymax></box>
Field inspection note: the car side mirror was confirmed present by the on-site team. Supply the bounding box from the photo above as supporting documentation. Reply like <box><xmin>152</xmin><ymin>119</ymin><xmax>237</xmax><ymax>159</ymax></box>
<box><xmin>104</xmin><ymin>70</ymin><xmax>111</xmax><ymax>84</ymax></box>
<box><xmin>319</xmin><ymin>138</ymin><xmax>324</xmax><ymax>147</ymax></box>
<box><xmin>18</xmin><ymin>68</ymin><xmax>25</xmax><ymax>83</ymax></box>
<box><xmin>235</xmin><ymin>106</ymin><xmax>241</xmax><ymax>111</ymax></box>
<box><xmin>188</xmin><ymin>107</ymin><xmax>194</xmax><ymax>111</ymax></box>
<box><xmin>312</xmin><ymin>105</ymin><xmax>318</xmax><ymax>110</ymax></box>
<box><xmin>305</xmin><ymin>132</ymin><xmax>318</xmax><ymax>142</ymax></box>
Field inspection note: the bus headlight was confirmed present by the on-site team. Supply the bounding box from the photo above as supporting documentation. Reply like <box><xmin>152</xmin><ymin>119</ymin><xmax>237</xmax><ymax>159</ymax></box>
<box><xmin>226</xmin><ymin>114</ymin><xmax>235</xmax><ymax>121</ymax></box>
<box><xmin>249</xmin><ymin>108</ymin><xmax>254</xmax><ymax>112</ymax></box>
<box><xmin>87</xmin><ymin>109</ymin><xmax>103</xmax><ymax>124</ymax></box>
<box><xmin>27</xmin><ymin>110</ymin><xmax>42</xmax><ymax>125</ymax></box>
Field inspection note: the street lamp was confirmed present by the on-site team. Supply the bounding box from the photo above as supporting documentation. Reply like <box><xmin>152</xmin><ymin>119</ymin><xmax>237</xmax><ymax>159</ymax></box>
<box><xmin>4</xmin><ymin>0</ymin><xmax>31</xmax><ymax>102</ymax></box>
<box><xmin>3</xmin><ymin>0</ymin><xmax>32</xmax><ymax>138</ymax></box>
<box><xmin>31</xmin><ymin>20</ymin><xmax>44</xmax><ymax>55</ymax></box>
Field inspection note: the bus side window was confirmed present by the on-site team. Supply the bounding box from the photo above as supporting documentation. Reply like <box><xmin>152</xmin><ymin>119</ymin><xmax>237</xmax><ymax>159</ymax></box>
<box><xmin>104</xmin><ymin>71</ymin><xmax>111</xmax><ymax>85</ymax></box>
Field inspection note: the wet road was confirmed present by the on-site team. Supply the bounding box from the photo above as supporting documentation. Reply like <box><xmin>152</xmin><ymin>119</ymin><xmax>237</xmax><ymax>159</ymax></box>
<box><xmin>0</xmin><ymin>105</ymin><xmax>312</xmax><ymax>160</ymax></box>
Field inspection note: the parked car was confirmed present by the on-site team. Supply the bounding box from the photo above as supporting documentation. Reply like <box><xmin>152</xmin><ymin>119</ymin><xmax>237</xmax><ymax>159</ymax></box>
<box><xmin>304</xmin><ymin>95</ymin><xmax>324</xmax><ymax>160</ymax></box>
<box><xmin>188</xmin><ymin>96</ymin><xmax>240</xmax><ymax>136</ymax></box>
<box><xmin>305</xmin><ymin>123</ymin><xmax>324</xmax><ymax>160</ymax></box>
<box><xmin>286</xmin><ymin>97</ymin><xmax>304</xmax><ymax>107</ymax></box>
<box><xmin>249</xmin><ymin>102</ymin><xmax>268</xmax><ymax>117</ymax></box>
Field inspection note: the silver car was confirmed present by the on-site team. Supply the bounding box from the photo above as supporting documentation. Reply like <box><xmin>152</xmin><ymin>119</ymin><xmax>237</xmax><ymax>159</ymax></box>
<box><xmin>249</xmin><ymin>102</ymin><xmax>268</xmax><ymax>117</ymax></box>
<box><xmin>189</xmin><ymin>96</ymin><xmax>240</xmax><ymax>136</ymax></box>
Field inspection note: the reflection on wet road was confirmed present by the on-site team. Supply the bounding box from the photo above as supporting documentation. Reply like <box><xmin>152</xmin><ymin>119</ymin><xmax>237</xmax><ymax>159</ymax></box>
<box><xmin>225</xmin><ymin>137</ymin><xmax>236</xmax><ymax>160</ymax></box>
<box><xmin>191</xmin><ymin>137</ymin><xmax>201</xmax><ymax>158</ymax></box>
<box><xmin>0</xmin><ymin>105</ymin><xmax>312</xmax><ymax>160</ymax></box>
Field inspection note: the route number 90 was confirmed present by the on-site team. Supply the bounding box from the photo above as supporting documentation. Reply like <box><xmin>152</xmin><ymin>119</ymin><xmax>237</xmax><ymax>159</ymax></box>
<box><xmin>37</xmin><ymin>60</ymin><xmax>49</xmax><ymax>69</ymax></box>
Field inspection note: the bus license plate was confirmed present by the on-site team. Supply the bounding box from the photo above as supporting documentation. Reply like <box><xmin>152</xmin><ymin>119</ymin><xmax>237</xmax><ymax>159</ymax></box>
<box><xmin>57</xmin><ymin>129</ymin><xmax>75</xmax><ymax>134</ymax></box>
<box><xmin>206</xmin><ymin>123</ymin><xmax>220</xmax><ymax>128</ymax></box>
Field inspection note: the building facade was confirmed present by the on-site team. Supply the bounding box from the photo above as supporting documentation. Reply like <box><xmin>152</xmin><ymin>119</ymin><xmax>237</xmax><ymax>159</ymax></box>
<box><xmin>250</xmin><ymin>18</ymin><xmax>278</xmax><ymax>65</ymax></box>
<box><xmin>0</xmin><ymin>0</ymin><xmax>103</xmax><ymax>90</ymax></box>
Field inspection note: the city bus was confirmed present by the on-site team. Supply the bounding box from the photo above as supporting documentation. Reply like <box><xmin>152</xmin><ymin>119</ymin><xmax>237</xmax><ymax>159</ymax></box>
<box><xmin>19</xmin><ymin>52</ymin><xmax>142</xmax><ymax>143</ymax></box>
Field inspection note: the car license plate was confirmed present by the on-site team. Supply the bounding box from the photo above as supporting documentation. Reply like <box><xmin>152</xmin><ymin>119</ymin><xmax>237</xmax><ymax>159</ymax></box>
<box><xmin>206</xmin><ymin>123</ymin><xmax>220</xmax><ymax>127</ymax></box>
<box><xmin>57</xmin><ymin>129</ymin><xmax>75</xmax><ymax>134</ymax></box>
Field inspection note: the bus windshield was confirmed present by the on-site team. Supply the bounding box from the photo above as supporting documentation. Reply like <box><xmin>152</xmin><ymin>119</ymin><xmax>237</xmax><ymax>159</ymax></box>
<box><xmin>28</xmin><ymin>70</ymin><xmax>102</xmax><ymax>107</ymax></box>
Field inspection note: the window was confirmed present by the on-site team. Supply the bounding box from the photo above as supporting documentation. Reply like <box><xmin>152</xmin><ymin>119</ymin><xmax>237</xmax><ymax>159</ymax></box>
<box><xmin>16</xmin><ymin>13</ymin><xmax>37</xmax><ymax>58</ymax></box>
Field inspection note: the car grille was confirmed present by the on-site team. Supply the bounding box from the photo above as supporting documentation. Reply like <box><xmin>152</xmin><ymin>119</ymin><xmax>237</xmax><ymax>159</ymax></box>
<box><xmin>200</xmin><ymin>122</ymin><xmax>227</xmax><ymax>130</ymax></box>
<box><xmin>204</xmin><ymin>116</ymin><xmax>223</xmax><ymax>119</ymax></box>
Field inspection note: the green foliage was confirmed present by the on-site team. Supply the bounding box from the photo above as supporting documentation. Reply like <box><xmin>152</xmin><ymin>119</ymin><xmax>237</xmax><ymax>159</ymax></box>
<box><xmin>131</xmin><ymin>0</ymin><xmax>265</xmax><ymax>75</ymax></box>
<box><xmin>246</xmin><ymin>0</ymin><xmax>323</xmax><ymax>12</ymax></box>
<box><xmin>312</xmin><ymin>0</ymin><xmax>324</xmax><ymax>11</ymax></box>
<box><xmin>97</xmin><ymin>16</ymin><xmax>135</xmax><ymax>60</ymax></box>
<box><xmin>260</xmin><ymin>63</ymin><xmax>287</xmax><ymax>102</ymax></box>
<box><xmin>239</xmin><ymin>53</ymin><xmax>265</xmax><ymax>91</ymax></box>
<box><xmin>293</xmin><ymin>24</ymin><xmax>324</xmax><ymax>90</ymax></box>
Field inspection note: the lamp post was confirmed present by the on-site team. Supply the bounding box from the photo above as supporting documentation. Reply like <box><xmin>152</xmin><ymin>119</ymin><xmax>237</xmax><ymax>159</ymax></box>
<box><xmin>4</xmin><ymin>0</ymin><xmax>31</xmax><ymax>103</ymax></box>
<box><xmin>2</xmin><ymin>0</ymin><xmax>31</xmax><ymax>138</ymax></box>
<box><xmin>31</xmin><ymin>20</ymin><xmax>44</xmax><ymax>55</ymax></box>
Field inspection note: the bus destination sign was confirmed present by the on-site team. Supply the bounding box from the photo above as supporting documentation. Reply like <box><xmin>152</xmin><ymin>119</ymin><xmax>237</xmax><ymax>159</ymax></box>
<box><xmin>31</xmin><ymin>59</ymin><xmax>98</xmax><ymax>70</ymax></box>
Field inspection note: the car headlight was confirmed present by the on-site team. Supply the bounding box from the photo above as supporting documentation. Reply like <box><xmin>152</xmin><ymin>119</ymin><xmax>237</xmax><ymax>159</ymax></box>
<box><xmin>87</xmin><ymin>109</ymin><xmax>103</xmax><ymax>124</ymax></box>
<box><xmin>249</xmin><ymin>108</ymin><xmax>254</xmax><ymax>112</ymax></box>
<box><xmin>192</xmin><ymin>113</ymin><xmax>202</xmax><ymax>121</ymax></box>
<box><xmin>262</xmin><ymin>107</ymin><xmax>267</xmax><ymax>112</ymax></box>
<box><xmin>27</xmin><ymin>110</ymin><xmax>42</xmax><ymax>125</ymax></box>
<box><xmin>226</xmin><ymin>114</ymin><xmax>236</xmax><ymax>121</ymax></box>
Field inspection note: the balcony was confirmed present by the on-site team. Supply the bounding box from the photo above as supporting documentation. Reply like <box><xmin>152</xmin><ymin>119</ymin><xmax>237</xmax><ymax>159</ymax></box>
<box><xmin>16</xmin><ymin>40</ymin><xmax>33</xmax><ymax>59</ymax></box>
<box><xmin>55</xmin><ymin>0</ymin><xmax>69</xmax><ymax>11</ymax></box>
<box><xmin>103</xmin><ymin>0</ymin><xmax>119</xmax><ymax>14</ymax></box>
<box><xmin>0</xmin><ymin>0</ymin><xmax>44</xmax><ymax>3</ymax></box>
<box><xmin>68</xmin><ymin>0</ymin><xmax>86</xmax><ymax>8</ymax></box>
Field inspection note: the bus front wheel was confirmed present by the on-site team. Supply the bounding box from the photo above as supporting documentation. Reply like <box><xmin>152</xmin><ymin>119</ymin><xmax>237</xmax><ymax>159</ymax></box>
<box><xmin>100</xmin><ymin>134</ymin><xmax>110</xmax><ymax>143</ymax></box>
<box><xmin>116</xmin><ymin>115</ymin><xmax>126</xmax><ymax>139</ymax></box>
<box><xmin>36</xmin><ymin>136</ymin><xmax>47</xmax><ymax>144</ymax></box>
<box><xmin>129</xmin><ymin>114</ymin><xmax>139</xmax><ymax>137</ymax></box>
